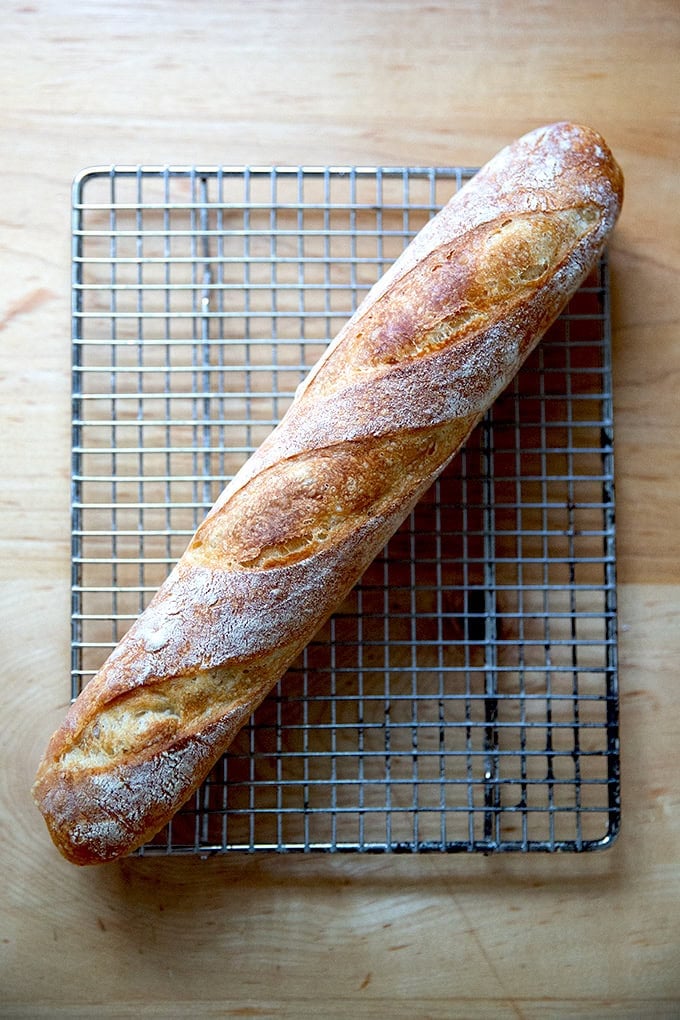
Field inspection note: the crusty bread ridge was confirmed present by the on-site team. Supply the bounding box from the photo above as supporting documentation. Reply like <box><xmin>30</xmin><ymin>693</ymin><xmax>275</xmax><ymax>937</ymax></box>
<box><xmin>33</xmin><ymin>122</ymin><xmax>623</xmax><ymax>864</ymax></box>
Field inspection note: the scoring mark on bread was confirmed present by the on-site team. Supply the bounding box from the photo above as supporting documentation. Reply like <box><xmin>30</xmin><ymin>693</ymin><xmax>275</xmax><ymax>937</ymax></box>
<box><xmin>308</xmin><ymin>205</ymin><xmax>601</xmax><ymax>399</ymax></box>
<box><xmin>57</xmin><ymin>669</ymin><xmax>253</xmax><ymax>771</ymax></box>
<box><xmin>188</xmin><ymin>421</ymin><xmax>468</xmax><ymax>572</ymax></box>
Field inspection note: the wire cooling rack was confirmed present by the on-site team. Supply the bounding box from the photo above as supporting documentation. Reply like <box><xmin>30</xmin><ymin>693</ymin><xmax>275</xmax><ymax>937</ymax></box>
<box><xmin>71</xmin><ymin>165</ymin><xmax>620</xmax><ymax>854</ymax></box>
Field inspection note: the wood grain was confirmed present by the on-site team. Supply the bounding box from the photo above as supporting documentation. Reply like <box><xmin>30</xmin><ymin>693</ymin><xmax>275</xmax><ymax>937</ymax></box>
<box><xmin>2</xmin><ymin>1</ymin><xmax>679</xmax><ymax>1015</ymax></box>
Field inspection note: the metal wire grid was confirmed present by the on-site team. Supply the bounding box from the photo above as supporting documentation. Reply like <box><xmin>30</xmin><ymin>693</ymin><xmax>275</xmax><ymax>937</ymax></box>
<box><xmin>71</xmin><ymin>165</ymin><xmax>620</xmax><ymax>854</ymax></box>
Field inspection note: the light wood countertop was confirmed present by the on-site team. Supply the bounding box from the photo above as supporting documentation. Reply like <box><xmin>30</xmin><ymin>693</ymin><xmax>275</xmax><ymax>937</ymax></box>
<box><xmin>2</xmin><ymin>2</ymin><xmax>679</xmax><ymax>1015</ymax></box>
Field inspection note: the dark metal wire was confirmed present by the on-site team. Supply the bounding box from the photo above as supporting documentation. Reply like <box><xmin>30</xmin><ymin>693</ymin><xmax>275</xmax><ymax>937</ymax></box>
<box><xmin>71</xmin><ymin>165</ymin><xmax>620</xmax><ymax>855</ymax></box>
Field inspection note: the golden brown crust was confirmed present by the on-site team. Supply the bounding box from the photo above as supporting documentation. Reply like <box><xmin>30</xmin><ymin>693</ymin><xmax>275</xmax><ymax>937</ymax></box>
<box><xmin>32</xmin><ymin>122</ymin><xmax>623</xmax><ymax>864</ymax></box>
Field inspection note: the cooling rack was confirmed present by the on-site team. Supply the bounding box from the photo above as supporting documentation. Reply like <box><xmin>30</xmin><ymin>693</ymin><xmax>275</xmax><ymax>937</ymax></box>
<box><xmin>71</xmin><ymin>165</ymin><xmax>620</xmax><ymax>854</ymax></box>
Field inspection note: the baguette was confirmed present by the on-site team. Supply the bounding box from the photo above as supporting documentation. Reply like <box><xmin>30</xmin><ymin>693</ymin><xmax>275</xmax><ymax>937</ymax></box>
<box><xmin>33</xmin><ymin>122</ymin><xmax>623</xmax><ymax>864</ymax></box>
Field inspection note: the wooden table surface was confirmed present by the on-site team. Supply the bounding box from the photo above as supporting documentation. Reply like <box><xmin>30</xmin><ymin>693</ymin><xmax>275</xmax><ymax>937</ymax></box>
<box><xmin>2</xmin><ymin>2</ymin><xmax>679</xmax><ymax>1016</ymax></box>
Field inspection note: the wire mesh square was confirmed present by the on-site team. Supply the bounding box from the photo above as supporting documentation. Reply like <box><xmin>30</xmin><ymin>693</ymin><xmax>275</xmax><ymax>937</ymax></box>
<box><xmin>71</xmin><ymin>164</ymin><xmax>620</xmax><ymax>854</ymax></box>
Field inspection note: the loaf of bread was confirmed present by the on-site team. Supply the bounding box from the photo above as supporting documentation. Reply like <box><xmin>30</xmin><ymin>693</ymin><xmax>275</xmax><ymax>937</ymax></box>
<box><xmin>33</xmin><ymin>123</ymin><xmax>623</xmax><ymax>864</ymax></box>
